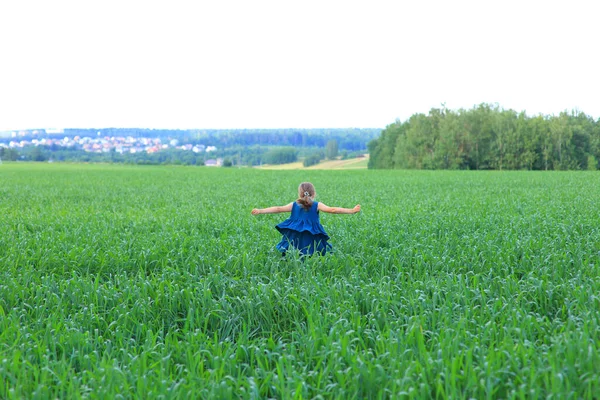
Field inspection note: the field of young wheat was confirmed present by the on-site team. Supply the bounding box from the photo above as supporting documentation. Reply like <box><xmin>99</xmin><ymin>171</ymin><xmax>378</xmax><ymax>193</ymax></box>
<box><xmin>1</xmin><ymin>163</ymin><xmax>599</xmax><ymax>399</ymax></box>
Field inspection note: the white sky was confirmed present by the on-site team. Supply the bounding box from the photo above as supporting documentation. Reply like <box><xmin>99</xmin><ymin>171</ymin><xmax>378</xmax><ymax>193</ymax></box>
<box><xmin>0</xmin><ymin>0</ymin><xmax>598</xmax><ymax>131</ymax></box>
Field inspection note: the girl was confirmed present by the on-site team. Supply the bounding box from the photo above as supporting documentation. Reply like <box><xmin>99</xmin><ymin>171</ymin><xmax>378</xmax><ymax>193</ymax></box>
<box><xmin>251</xmin><ymin>182</ymin><xmax>361</xmax><ymax>256</ymax></box>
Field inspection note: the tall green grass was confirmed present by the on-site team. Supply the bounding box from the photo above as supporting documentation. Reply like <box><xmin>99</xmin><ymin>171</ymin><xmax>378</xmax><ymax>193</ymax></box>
<box><xmin>1</xmin><ymin>163</ymin><xmax>599</xmax><ymax>398</ymax></box>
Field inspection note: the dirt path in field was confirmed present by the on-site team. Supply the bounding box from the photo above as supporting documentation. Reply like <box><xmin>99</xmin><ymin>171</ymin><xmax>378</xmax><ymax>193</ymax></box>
<box><xmin>259</xmin><ymin>155</ymin><xmax>369</xmax><ymax>170</ymax></box>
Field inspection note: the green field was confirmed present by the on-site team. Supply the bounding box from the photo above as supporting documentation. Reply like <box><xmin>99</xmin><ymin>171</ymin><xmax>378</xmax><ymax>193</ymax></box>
<box><xmin>1</xmin><ymin>163</ymin><xmax>600</xmax><ymax>399</ymax></box>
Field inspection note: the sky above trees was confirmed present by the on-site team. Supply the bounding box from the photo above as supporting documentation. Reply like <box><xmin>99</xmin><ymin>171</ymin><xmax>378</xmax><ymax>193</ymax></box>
<box><xmin>1</xmin><ymin>0</ymin><xmax>598</xmax><ymax>131</ymax></box>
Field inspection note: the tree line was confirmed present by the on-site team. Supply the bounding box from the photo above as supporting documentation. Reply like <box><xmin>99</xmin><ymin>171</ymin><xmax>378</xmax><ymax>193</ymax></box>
<box><xmin>4</xmin><ymin>128</ymin><xmax>380</xmax><ymax>152</ymax></box>
<box><xmin>0</xmin><ymin>146</ymin><xmax>209</xmax><ymax>165</ymax></box>
<box><xmin>1</xmin><ymin>141</ymin><xmax>364</xmax><ymax>167</ymax></box>
<box><xmin>368</xmin><ymin>104</ymin><xmax>600</xmax><ymax>170</ymax></box>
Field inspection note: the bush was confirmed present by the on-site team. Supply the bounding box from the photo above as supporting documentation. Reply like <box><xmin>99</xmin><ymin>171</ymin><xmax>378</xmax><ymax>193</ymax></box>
<box><xmin>587</xmin><ymin>155</ymin><xmax>597</xmax><ymax>171</ymax></box>
<box><xmin>303</xmin><ymin>154</ymin><xmax>322</xmax><ymax>167</ymax></box>
<box><xmin>262</xmin><ymin>148</ymin><xmax>298</xmax><ymax>165</ymax></box>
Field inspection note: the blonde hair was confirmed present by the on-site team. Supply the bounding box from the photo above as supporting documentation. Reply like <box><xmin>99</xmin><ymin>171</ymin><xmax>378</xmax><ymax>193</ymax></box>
<box><xmin>297</xmin><ymin>182</ymin><xmax>316</xmax><ymax>210</ymax></box>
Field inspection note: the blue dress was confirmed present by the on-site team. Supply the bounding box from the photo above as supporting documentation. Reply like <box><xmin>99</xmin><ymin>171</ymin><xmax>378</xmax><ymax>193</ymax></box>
<box><xmin>275</xmin><ymin>201</ymin><xmax>332</xmax><ymax>256</ymax></box>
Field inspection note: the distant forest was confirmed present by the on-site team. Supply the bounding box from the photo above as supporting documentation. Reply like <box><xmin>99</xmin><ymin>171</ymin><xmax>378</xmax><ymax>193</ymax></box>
<box><xmin>368</xmin><ymin>104</ymin><xmax>600</xmax><ymax>170</ymax></box>
<box><xmin>3</xmin><ymin>128</ymin><xmax>379</xmax><ymax>152</ymax></box>
<box><xmin>1</xmin><ymin>128</ymin><xmax>379</xmax><ymax>166</ymax></box>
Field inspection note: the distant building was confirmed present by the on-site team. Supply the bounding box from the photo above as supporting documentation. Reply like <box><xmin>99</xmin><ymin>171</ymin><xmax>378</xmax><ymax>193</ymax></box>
<box><xmin>205</xmin><ymin>158</ymin><xmax>223</xmax><ymax>167</ymax></box>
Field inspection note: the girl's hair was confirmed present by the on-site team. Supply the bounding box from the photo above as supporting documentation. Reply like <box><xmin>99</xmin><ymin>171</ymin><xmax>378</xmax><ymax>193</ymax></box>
<box><xmin>296</xmin><ymin>182</ymin><xmax>316</xmax><ymax>210</ymax></box>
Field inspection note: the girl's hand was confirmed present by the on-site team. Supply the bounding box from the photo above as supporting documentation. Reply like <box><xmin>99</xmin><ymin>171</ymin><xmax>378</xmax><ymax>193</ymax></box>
<box><xmin>353</xmin><ymin>205</ymin><xmax>361</xmax><ymax>214</ymax></box>
<box><xmin>251</xmin><ymin>208</ymin><xmax>261</xmax><ymax>215</ymax></box>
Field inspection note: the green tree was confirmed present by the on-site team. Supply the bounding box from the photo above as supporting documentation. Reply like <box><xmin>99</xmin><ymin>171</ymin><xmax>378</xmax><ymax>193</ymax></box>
<box><xmin>303</xmin><ymin>154</ymin><xmax>322</xmax><ymax>167</ymax></box>
<box><xmin>325</xmin><ymin>140</ymin><xmax>338</xmax><ymax>160</ymax></box>
<box><xmin>549</xmin><ymin>112</ymin><xmax>573</xmax><ymax>170</ymax></box>
<box><xmin>368</xmin><ymin>121</ymin><xmax>404</xmax><ymax>169</ymax></box>
<box><xmin>466</xmin><ymin>104</ymin><xmax>495</xmax><ymax>170</ymax></box>
<box><xmin>0</xmin><ymin>147</ymin><xmax>19</xmax><ymax>161</ymax></box>
<box><xmin>568</xmin><ymin>110</ymin><xmax>594</xmax><ymax>169</ymax></box>
<box><xmin>30</xmin><ymin>147</ymin><xmax>48</xmax><ymax>162</ymax></box>
<box><xmin>436</xmin><ymin>110</ymin><xmax>463</xmax><ymax>169</ymax></box>
<box><xmin>393</xmin><ymin>113</ymin><xmax>431</xmax><ymax>169</ymax></box>
<box><xmin>587</xmin><ymin>155</ymin><xmax>597</xmax><ymax>171</ymax></box>
<box><xmin>262</xmin><ymin>147</ymin><xmax>298</xmax><ymax>165</ymax></box>
<box><xmin>491</xmin><ymin>109</ymin><xmax>517</xmax><ymax>170</ymax></box>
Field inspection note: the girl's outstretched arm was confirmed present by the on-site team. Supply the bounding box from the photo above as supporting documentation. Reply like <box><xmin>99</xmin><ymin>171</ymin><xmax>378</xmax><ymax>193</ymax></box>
<box><xmin>318</xmin><ymin>203</ymin><xmax>361</xmax><ymax>214</ymax></box>
<box><xmin>252</xmin><ymin>202</ymin><xmax>293</xmax><ymax>215</ymax></box>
